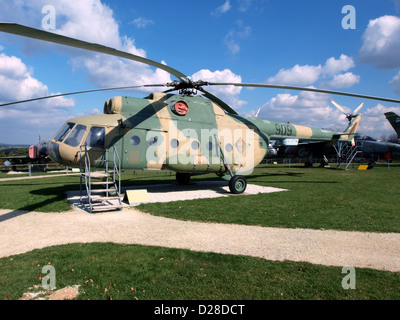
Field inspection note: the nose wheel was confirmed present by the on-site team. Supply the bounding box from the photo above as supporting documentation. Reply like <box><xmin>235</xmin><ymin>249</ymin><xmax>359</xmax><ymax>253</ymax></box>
<box><xmin>229</xmin><ymin>175</ymin><xmax>247</xmax><ymax>194</ymax></box>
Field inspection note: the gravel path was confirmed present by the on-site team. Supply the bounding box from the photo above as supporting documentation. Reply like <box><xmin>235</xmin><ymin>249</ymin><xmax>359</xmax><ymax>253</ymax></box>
<box><xmin>1</xmin><ymin>208</ymin><xmax>399</xmax><ymax>272</ymax></box>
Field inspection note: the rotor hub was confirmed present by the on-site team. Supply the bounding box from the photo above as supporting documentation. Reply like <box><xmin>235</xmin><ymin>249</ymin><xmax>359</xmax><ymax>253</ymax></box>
<box><xmin>165</xmin><ymin>79</ymin><xmax>209</xmax><ymax>96</ymax></box>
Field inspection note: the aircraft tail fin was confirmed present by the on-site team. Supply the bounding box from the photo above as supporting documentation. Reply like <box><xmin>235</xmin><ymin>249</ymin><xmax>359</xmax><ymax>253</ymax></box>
<box><xmin>384</xmin><ymin>112</ymin><xmax>400</xmax><ymax>137</ymax></box>
<box><xmin>332</xmin><ymin>114</ymin><xmax>362</xmax><ymax>144</ymax></box>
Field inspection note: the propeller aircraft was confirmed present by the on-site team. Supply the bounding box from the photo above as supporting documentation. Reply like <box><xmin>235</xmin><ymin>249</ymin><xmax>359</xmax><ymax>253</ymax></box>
<box><xmin>1</xmin><ymin>23</ymin><xmax>400</xmax><ymax>194</ymax></box>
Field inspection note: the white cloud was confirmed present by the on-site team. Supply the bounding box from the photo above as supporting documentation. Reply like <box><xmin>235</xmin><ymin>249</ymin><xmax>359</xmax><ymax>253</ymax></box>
<box><xmin>223</xmin><ymin>21</ymin><xmax>251</xmax><ymax>55</ymax></box>
<box><xmin>52</xmin><ymin>0</ymin><xmax>171</xmax><ymax>87</ymax></box>
<box><xmin>267</xmin><ymin>55</ymin><xmax>359</xmax><ymax>90</ymax></box>
<box><xmin>326</xmin><ymin>72</ymin><xmax>360</xmax><ymax>89</ymax></box>
<box><xmin>360</xmin><ymin>104</ymin><xmax>400</xmax><ymax>136</ymax></box>
<box><xmin>238</xmin><ymin>0</ymin><xmax>252</xmax><ymax>12</ymax></box>
<box><xmin>0</xmin><ymin>0</ymin><xmax>172</xmax><ymax>89</ymax></box>
<box><xmin>358</xmin><ymin>15</ymin><xmax>400</xmax><ymax>97</ymax></box>
<box><xmin>390</xmin><ymin>70</ymin><xmax>400</xmax><ymax>94</ymax></box>
<box><xmin>0</xmin><ymin>53</ymin><xmax>74</xmax><ymax>108</ymax></box>
<box><xmin>256</xmin><ymin>90</ymin><xmax>347</xmax><ymax>131</ymax></box>
<box><xmin>212</xmin><ymin>0</ymin><xmax>231</xmax><ymax>16</ymax></box>
<box><xmin>253</xmin><ymin>55</ymin><xmax>363</xmax><ymax>134</ymax></box>
<box><xmin>0</xmin><ymin>52</ymin><xmax>75</xmax><ymax>144</ymax></box>
<box><xmin>322</xmin><ymin>54</ymin><xmax>355</xmax><ymax>76</ymax></box>
<box><xmin>130</xmin><ymin>17</ymin><xmax>154</xmax><ymax>29</ymax></box>
<box><xmin>191</xmin><ymin>69</ymin><xmax>247</xmax><ymax>109</ymax></box>
<box><xmin>267</xmin><ymin>64</ymin><xmax>322</xmax><ymax>86</ymax></box>
<box><xmin>359</xmin><ymin>15</ymin><xmax>400</xmax><ymax>69</ymax></box>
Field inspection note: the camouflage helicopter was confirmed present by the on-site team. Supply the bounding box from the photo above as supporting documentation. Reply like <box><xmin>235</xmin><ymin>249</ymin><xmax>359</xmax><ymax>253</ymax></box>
<box><xmin>1</xmin><ymin>23</ymin><xmax>400</xmax><ymax>194</ymax></box>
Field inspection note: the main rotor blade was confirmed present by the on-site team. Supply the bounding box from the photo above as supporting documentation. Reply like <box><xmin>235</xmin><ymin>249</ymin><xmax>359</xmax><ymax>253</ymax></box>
<box><xmin>0</xmin><ymin>23</ymin><xmax>188</xmax><ymax>81</ymax></box>
<box><xmin>0</xmin><ymin>24</ymin><xmax>240</xmax><ymax>114</ymax></box>
<box><xmin>197</xmin><ymin>88</ymin><xmax>238</xmax><ymax>115</ymax></box>
<box><xmin>0</xmin><ymin>84</ymin><xmax>166</xmax><ymax>107</ymax></box>
<box><xmin>208</xmin><ymin>82</ymin><xmax>400</xmax><ymax>104</ymax></box>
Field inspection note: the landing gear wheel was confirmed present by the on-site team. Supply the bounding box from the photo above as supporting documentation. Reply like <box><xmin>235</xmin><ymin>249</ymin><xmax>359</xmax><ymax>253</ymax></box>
<box><xmin>176</xmin><ymin>172</ymin><xmax>191</xmax><ymax>185</ymax></box>
<box><xmin>229</xmin><ymin>175</ymin><xmax>247</xmax><ymax>194</ymax></box>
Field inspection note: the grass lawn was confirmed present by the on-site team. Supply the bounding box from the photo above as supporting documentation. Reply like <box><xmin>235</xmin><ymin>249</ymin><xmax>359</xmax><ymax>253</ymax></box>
<box><xmin>0</xmin><ymin>163</ymin><xmax>399</xmax><ymax>300</ymax></box>
<box><xmin>137</xmin><ymin>164</ymin><xmax>400</xmax><ymax>233</ymax></box>
<box><xmin>1</xmin><ymin>242</ymin><xmax>399</xmax><ymax>300</ymax></box>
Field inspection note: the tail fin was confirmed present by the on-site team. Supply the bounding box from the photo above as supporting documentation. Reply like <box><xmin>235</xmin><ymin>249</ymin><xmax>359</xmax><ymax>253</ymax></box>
<box><xmin>333</xmin><ymin>114</ymin><xmax>363</xmax><ymax>144</ymax></box>
<box><xmin>344</xmin><ymin>114</ymin><xmax>362</xmax><ymax>134</ymax></box>
<box><xmin>384</xmin><ymin>112</ymin><xmax>400</xmax><ymax>137</ymax></box>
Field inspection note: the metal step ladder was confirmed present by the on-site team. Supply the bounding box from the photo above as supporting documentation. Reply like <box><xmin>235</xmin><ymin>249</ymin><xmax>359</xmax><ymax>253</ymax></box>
<box><xmin>80</xmin><ymin>145</ymin><xmax>122</xmax><ymax>213</ymax></box>
<box><xmin>335</xmin><ymin>142</ymin><xmax>360</xmax><ymax>170</ymax></box>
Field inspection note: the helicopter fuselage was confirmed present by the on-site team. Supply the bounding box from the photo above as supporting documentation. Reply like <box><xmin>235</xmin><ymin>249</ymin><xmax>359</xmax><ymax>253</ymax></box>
<box><xmin>48</xmin><ymin>92</ymin><xmax>359</xmax><ymax>179</ymax></box>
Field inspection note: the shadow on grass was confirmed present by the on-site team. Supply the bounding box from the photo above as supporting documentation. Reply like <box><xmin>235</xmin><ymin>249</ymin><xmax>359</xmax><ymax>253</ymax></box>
<box><xmin>0</xmin><ymin>183</ymin><xmax>79</xmax><ymax>220</ymax></box>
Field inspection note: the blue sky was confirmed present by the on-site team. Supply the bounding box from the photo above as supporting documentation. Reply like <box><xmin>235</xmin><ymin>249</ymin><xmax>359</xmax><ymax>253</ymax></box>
<box><xmin>1</xmin><ymin>0</ymin><xmax>400</xmax><ymax>144</ymax></box>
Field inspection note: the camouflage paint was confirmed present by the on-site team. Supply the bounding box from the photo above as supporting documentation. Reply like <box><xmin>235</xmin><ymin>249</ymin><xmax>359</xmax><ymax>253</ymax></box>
<box><xmin>48</xmin><ymin>93</ymin><xmax>361</xmax><ymax>177</ymax></box>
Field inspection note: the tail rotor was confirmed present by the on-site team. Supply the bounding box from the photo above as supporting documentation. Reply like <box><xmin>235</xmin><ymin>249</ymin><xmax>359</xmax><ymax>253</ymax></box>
<box><xmin>331</xmin><ymin>99</ymin><xmax>364</xmax><ymax>124</ymax></box>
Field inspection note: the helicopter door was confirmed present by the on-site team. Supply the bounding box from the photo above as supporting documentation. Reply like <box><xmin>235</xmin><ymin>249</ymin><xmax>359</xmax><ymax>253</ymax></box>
<box><xmin>123</xmin><ymin>129</ymin><xmax>167</xmax><ymax>170</ymax></box>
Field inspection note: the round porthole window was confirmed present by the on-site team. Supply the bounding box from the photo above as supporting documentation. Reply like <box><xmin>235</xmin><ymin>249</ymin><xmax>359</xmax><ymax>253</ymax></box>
<box><xmin>191</xmin><ymin>140</ymin><xmax>200</xmax><ymax>150</ymax></box>
<box><xmin>147</xmin><ymin>136</ymin><xmax>158</xmax><ymax>146</ymax></box>
<box><xmin>225</xmin><ymin>143</ymin><xmax>233</xmax><ymax>152</ymax></box>
<box><xmin>130</xmin><ymin>135</ymin><xmax>141</xmax><ymax>146</ymax></box>
<box><xmin>170</xmin><ymin>139</ymin><xmax>179</xmax><ymax>148</ymax></box>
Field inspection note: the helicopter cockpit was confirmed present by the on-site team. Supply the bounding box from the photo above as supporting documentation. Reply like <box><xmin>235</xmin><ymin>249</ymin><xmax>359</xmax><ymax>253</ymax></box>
<box><xmin>49</xmin><ymin>121</ymin><xmax>106</xmax><ymax>165</ymax></box>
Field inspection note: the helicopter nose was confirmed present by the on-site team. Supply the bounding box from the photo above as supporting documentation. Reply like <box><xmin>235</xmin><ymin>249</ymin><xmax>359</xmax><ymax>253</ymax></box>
<box><xmin>48</xmin><ymin>141</ymin><xmax>62</xmax><ymax>163</ymax></box>
<box><xmin>49</xmin><ymin>141</ymin><xmax>80</xmax><ymax>165</ymax></box>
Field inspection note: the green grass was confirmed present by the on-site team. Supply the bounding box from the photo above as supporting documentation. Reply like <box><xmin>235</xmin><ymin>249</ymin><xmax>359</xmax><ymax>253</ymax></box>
<box><xmin>0</xmin><ymin>175</ymin><xmax>78</xmax><ymax>212</ymax></box>
<box><xmin>1</xmin><ymin>242</ymin><xmax>399</xmax><ymax>300</ymax></box>
<box><xmin>0</xmin><ymin>164</ymin><xmax>399</xmax><ymax>300</ymax></box>
<box><xmin>138</xmin><ymin>164</ymin><xmax>400</xmax><ymax>233</ymax></box>
<box><xmin>0</xmin><ymin>164</ymin><xmax>399</xmax><ymax>232</ymax></box>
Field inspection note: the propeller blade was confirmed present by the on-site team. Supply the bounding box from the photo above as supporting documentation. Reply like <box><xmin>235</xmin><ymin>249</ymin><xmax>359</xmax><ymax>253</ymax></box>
<box><xmin>0</xmin><ymin>23</ymin><xmax>188</xmax><ymax>81</ymax></box>
<box><xmin>0</xmin><ymin>84</ymin><xmax>166</xmax><ymax>107</ymax></box>
<box><xmin>330</xmin><ymin>99</ymin><xmax>347</xmax><ymax>113</ymax></box>
<box><xmin>353</xmin><ymin>102</ymin><xmax>364</xmax><ymax>114</ymax></box>
<box><xmin>208</xmin><ymin>82</ymin><xmax>400</xmax><ymax>104</ymax></box>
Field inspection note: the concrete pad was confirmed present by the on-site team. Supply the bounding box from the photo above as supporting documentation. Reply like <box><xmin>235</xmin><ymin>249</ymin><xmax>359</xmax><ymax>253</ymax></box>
<box><xmin>67</xmin><ymin>181</ymin><xmax>287</xmax><ymax>212</ymax></box>
<box><xmin>122</xmin><ymin>181</ymin><xmax>287</xmax><ymax>203</ymax></box>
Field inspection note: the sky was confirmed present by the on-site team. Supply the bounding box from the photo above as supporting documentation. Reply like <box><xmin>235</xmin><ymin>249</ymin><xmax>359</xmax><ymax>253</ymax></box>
<box><xmin>1</xmin><ymin>0</ymin><xmax>400</xmax><ymax>144</ymax></box>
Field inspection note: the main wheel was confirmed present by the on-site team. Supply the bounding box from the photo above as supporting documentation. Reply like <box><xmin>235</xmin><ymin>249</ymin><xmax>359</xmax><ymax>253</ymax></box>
<box><xmin>229</xmin><ymin>175</ymin><xmax>247</xmax><ymax>194</ymax></box>
<box><xmin>176</xmin><ymin>172</ymin><xmax>191</xmax><ymax>185</ymax></box>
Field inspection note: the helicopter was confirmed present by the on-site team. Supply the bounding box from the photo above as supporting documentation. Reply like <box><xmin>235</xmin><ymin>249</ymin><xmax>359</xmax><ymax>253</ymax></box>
<box><xmin>1</xmin><ymin>23</ymin><xmax>400</xmax><ymax>194</ymax></box>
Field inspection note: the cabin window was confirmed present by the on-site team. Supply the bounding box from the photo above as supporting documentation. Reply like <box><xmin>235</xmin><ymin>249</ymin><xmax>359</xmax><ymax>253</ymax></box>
<box><xmin>191</xmin><ymin>141</ymin><xmax>200</xmax><ymax>150</ymax></box>
<box><xmin>85</xmin><ymin>126</ymin><xmax>106</xmax><ymax>149</ymax></box>
<box><xmin>225</xmin><ymin>143</ymin><xmax>233</xmax><ymax>152</ymax></box>
<box><xmin>206</xmin><ymin>141</ymin><xmax>213</xmax><ymax>151</ymax></box>
<box><xmin>148</xmin><ymin>136</ymin><xmax>158</xmax><ymax>146</ymax></box>
<box><xmin>170</xmin><ymin>139</ymin><xmax>179</xmax><ymax>148</ymax></box>
<box><xmin>54</xmin><ymin>122</ymin><xmax>75</xmax><ymax>142</ymax></box>
<box><xmin>130</xmin><ymin>135</ymin><xmax>141</xmax><ymax>146</ymax></box>
<box><xmin>64</xmin><ymin>124</ymin><xmax>87</xmax><ymax>147</ymax></box>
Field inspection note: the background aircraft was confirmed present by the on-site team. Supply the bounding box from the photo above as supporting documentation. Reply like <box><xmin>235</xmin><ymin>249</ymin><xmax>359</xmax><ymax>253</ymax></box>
<box><xmin>1</xmin><ymin>138</ymin><xmax>49</xmax><ymax>171</ymax></box>
<box><xmin>385</xmin><ymin>112</ymin><xmax>400</xmax><ymax>139</ymax></box>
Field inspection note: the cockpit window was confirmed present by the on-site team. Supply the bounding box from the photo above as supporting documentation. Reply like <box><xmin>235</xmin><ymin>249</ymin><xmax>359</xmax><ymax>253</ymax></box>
<box><xmin>64</xmin><ymin>124</ymin><xmax>87</xmax><ymax>147</ymax></box>
<box><xmin>85</xmin><ymin>126</ymin><xmax>106</xmax><ymax>149</ymax></box>
<box><xmin>54</xmin><ymin>122</ymin><xmax>75</xmax><ymax>142</ymax></box>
